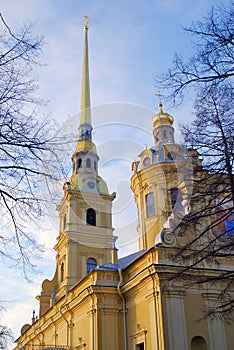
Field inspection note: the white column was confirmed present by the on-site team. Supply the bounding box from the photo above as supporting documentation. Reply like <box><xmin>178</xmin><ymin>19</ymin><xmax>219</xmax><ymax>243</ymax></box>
<box><xmin>165</xmin><ymin>291</ymin><xmax>188</xmax><ymax>350</ymax></box>
<box><xmin>204</xmin><ymin>294</ymin><xmax>227</xmax><ymax>350</ymax></box>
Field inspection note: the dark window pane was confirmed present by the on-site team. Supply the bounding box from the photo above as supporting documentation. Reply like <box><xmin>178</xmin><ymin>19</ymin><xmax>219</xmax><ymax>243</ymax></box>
<box><xmin>77</xmin><ymin>158</ymin><xmax>82</xmax><ymax>170</ymax></box>
<box><xmin>146</xmin><ymin>192</ymin><xmax>155</xmax><ymax>217</ymax></box>
<box><xmin>87</xmin><ymin>257</ymin><xmax>97</xmax><ymax>274</ymax></box>
<box><xmin>170</xmin><ymin>188</ymin><xmax>183</xmax><ymax>211</ymax></box>
<box><xmin>86</xmin><ymin>208</ymin><xmax>96</xmax><ymax>226</ymax></box>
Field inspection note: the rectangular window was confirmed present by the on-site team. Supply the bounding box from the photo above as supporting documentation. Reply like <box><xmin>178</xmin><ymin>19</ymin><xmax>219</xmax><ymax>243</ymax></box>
<box><xmin>136</xmin><ymin>343</ymin><xmax>145</xmax><ymax>350</ymax></box>
<box><xmin>170</xmin><ymin>187</ymin><xmax>184</xmax><ymax>211</ymax></box>
<box><xmin>146</xmin><ymin>192</ymin><xmax>155</xmax><ymax>217</ymax></box>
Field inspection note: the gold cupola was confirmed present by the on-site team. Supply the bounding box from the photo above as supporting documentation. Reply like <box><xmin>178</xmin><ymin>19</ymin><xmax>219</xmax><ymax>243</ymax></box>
<box><xmin>152</xmin><ymin>102</ymin><xmax>175</xmax><ymax>148</ymax></box>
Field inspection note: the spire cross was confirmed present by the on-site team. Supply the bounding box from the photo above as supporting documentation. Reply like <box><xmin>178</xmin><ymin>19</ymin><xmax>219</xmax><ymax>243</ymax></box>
<box><xmin>156</xmin><ymin>91</ymin><xmax>163</xmax><ymax>103</ymax></box>
<box><xmin>155</xmin><ymin>91</ymin><xmax>164</xmax><ymax>113</ymax></box>
<box><xmin>84</xmin><ymin>15</ymin><xmax>90</xmax><ymax>29</ymax></box>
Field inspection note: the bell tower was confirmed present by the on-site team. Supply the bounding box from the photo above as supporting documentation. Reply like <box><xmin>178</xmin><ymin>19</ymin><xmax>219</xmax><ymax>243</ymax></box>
<box><xmin>55</xmin><ymin>18</ymin><xmax>117</xmax><ymax>295</ymax></box>
<box><xmin>131</xmin><ymin>102</ymin><xmax>191</xmax><ymax>251</ymax></box>
<box><xmin>37</xmin><ymin>18</ymin><xmax>117</xmax><ymax>313</ymax></box>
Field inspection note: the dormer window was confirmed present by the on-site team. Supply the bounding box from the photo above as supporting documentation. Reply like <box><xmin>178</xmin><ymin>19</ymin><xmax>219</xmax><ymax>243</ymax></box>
<box><xmin>143</xmin><ymin>157</ymin><xmax>150</xmax><ymax>167</ymax></box>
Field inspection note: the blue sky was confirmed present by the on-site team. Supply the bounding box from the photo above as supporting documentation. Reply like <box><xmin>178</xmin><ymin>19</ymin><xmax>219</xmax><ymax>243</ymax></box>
<box><xmin>0</xmin><ymin>0</ymin><xmax>231</xmax><ymax>344</ymax></box>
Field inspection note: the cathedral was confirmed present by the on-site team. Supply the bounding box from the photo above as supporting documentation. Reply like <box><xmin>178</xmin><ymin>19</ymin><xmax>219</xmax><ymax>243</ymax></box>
<box><xmin>14</xmin><ymin>20</ymin><xmax>234</xmax><ymax>350</ymax></box>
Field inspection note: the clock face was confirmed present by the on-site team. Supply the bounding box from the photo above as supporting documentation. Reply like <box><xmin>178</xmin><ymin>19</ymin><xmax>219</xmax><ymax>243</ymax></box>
<box><xmin>87</xmin><ymin>180</ymin><xmax>95</xmax><ymax>190</ymax></box>
<box><xmin>143</xmin><ymin>157</ymin><xmax>150</xmax><ymax>167</ymax></box>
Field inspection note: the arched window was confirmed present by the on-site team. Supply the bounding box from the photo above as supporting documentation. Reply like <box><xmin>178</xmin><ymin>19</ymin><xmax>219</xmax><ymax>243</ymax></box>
<box><xmin>146</xmin><ymin>192</ymin><xmax>156</xmax><ymax>217</ymax></box>
<box><xmin>86</xmin><ymin>257</ymin><xmax>97</xmax><ymax>274</ymax></box>
<box><xmin>163</xmin><ymin>130</ymin><xmax>167</xmax><ymax>139</ymax></box>
<box><xmin>94</xmin><ymin>161</ymin><xmax>97</xmax><ymax>171</ymax></box>
<box><xmin>86</xmin><ymin>208</ymin><xmax>96</xmax><ymax>226</ymax></box>
<box><xmin>170</xmin><ymin>188</ymin><xmax>184</xmax><ymax>211</ymax></box>
<box><xmin>61</xmin><ymin>262</ymin><xmax>64</xmax><ymax>282</ymax></box>
<box><xmin>77</xmin><ymin>158</ymin><xmax>82</xmax><ymax>170</ymax></box>
<box><xmin>86</xmin><ymin>158</ymin><xmax>91</xmax><ymax>168</ymax></box>
<box><xmin>191</xmin><ymin>336</ymin><xmax>207</xmax><ymax>350</ymax></box>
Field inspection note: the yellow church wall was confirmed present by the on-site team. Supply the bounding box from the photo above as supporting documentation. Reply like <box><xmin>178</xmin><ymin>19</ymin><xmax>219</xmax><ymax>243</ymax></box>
<box><xmin>58</xmin><ymin>189</ymin><xmax>114</xmax><ymax>230</ymax></box>
<box><xmin>184</xmin><ymin>293</ymin><xmax>210</xmax><ymax>348</ymax></box>
<box><xmin>15</xmin><ymin>269</ymin><xmax>124</xmax><ymax>350</ymax></box>
<box><xmin>67</xmin><ymin>272</ymin><xmax>122</xmax><ymax>349</ymax></box>
<box><xmin>126</xmin><ymin>284</ymin><xmax>154</xmax><ymax>349</ymax></box>
<box><xmin>118</xmin><ymin>245</ymin><xmax>234</xmax><ymax>350</ymax></box>
<box><xmin>127</xmin><ymin>275</ymin><xmax>166</xmax><ymax>350</ymax></box>
<box><xmin>71</xmin><ymin>297</ymin><xmax>95</xmax><ymax>348</ymax></box>
<box><xmin>43</xmin><ymin>323</ymin><xmax>57</xmax><ymax>346</ymax></box>
<box><xmin>14</xmin><ymin>244</ymin><xmax>234</xmax><ymax>350</ymax></box>
<box><xmin>98</xmin><ymin>306</ymin><xmax>122</xmax><ymax>349</ymax></box>
<box><xmin>120</xmin><ymin>251</ymin><xmax>164</xmax><ymax>350</ymax></box>
<box><xmin>50</xmin><ymin>319</ymin><xmax>67</xmax><ymax>348</ymax></box>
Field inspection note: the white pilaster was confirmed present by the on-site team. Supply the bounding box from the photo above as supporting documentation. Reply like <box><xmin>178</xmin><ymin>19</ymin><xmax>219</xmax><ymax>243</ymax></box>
<box><xmin>205</xmin><ymin>294</ymin><xmax>227</xmax><ymax>350</ymax></box>
<box><xmin>165</xmin><ymin>291</ymin><xmax>188</xmax><ymax>350</ymax></box>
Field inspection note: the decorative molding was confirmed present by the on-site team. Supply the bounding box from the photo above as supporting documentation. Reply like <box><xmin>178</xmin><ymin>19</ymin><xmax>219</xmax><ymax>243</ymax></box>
<box><xmin>130</xmin><ymin>324</ymin><xmax>147</xmax><ymax>349</ymax></box>
<box><xmin>155</xmin><ymin>228</ymin><xmax>176</xmax><ymax>247</ymax></box>
<box><xmin>75</xmin><ymin>337</ymin><xmax>86</xmax><ymax>349</ymax></box>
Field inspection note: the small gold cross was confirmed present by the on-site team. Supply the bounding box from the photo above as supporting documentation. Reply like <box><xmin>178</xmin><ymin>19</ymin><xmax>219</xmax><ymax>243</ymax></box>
<box><xmin>156</xmin><ymin>90</ymin><xmax>163</xmax><ymax>103</ymax></box>
<box><xmin>84</xmin><ymin>16</ymin><xmax>90</xmax><ymax>28</ymax></box>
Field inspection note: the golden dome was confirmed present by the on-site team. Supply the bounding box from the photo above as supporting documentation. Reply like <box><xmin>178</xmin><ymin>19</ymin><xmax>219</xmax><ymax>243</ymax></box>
<box><xmin>75</xmin><ymin>139</ymin><xmax>97</xmax><ymax>153</ymax></box>
<box><xmin>152</xmin><ymin>102</ymin><xmax>174</xmax><ymax>129</ymax></box>
<box><xmin>70</xmin><ymin>173</ymin><xmax>109</xmax><ymax>195</ymax></box>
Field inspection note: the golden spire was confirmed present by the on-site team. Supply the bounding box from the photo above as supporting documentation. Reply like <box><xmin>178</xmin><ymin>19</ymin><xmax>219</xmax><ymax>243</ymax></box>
<box><xmin>80</xmin><ymin>16</ymin><xmax>91</xmax><ymax>126</ymax></box>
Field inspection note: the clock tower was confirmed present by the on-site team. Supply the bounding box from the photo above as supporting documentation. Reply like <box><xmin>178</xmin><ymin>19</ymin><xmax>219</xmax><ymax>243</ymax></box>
<box><xmin>37</xmin><ymin>19</ymin><xmax>117</xmax><ymax>314</ymax></box>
